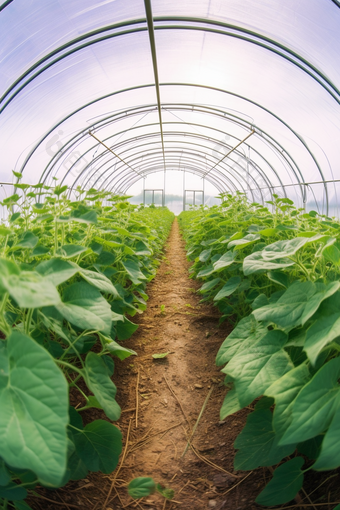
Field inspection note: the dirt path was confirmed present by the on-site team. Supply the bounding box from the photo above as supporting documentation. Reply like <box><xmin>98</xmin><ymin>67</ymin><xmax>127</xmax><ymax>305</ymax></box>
<box><xmin>101</xmin><ymin>218</ymin><xmax>261</xmax><ymax>510</ymax></box>
<box><xmin>28</xmin><ymin>218</ymin><xmax>262</xmax><ymax>510</ymax></box>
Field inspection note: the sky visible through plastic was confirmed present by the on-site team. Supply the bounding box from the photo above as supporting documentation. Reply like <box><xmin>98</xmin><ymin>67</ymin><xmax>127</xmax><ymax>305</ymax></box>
<box><xmin>0</xmin><ymin>0</ymin><xmax>340</xmax><ymax>215</ymax></box>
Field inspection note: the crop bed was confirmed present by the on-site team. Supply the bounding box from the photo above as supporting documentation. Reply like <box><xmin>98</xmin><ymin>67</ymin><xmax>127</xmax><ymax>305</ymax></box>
<box><xmin>178</xmin><ymin>193</ymin><xmax>340</xmax><ymax>507</ymax></box>
<box><xmin>0</xmin><ymin>179</ymin><xmax>174</xmax><ymax>510</ymax></box>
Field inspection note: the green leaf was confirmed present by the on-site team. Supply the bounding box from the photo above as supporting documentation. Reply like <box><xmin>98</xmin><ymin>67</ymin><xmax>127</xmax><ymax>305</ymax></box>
<box><xmin>101</xmin><ymin>336</ymin><xmax>137</xmax><ymax>360</ymax></box>
<box><xmin>304</xmin><ymin>313</ymin><xmax>340</xmax><ymax>365</ymax></box>
<box><xmin>56</xmin><ymin>282</ymin><xmax>112</xmax><ymax>334</ymax></box>
<box><xmin>199</xmin><ymin>248</ymin><xmax>212</xmax><ymax>262</ymax></box>
<box><xmin>85</xmin><ymin>352</ymin><xmax>121</xmax><ymax>421</ymax></box>
<box><xmin>266</xmin><ymin>271</ymin><xmax>290</xmax><ymax>288</ymax></box>
<box><xmin>152</xmin><ymin>352</ymin><xmax>169</xmax><ymax>359</ymax></box>
<box><xmin>261</xmin><ymin>236</ymin><xmax>321</xmax><ymax>260</ymax></box>
<box><xmin>56</xmin><ymin>244</ymin><xmax>88</xmax><ymax>259</ymax></box>
<box><xmin>223</xmin><ymin>330</ymin><xmax>293</xmax><ymax>407</ymax></box>
<box><xmin>116</xmin><ymin>317</ymin><xmax>138</xmax><ymax>340</ymax></box>
<box><xmin>72</xmin><ymin>420</ymin><xmax>122</xmax><ymax>473</ymax></box>
<box><xmin>122</xmin><ymin>259</ymin><xmax>147</xmax><ymax>284</ymax></box>
<box><xmin>128</xmin><ymin>477</ymin><xmax>156</xmax><ymax>499</ymax></box>
<box><xmin>199</xmin><ymin>278</ymin><xmax>221</xmax><ymax>293</ymax></box>
<box><xmin>79</xmin><ymin>268</ymin><xmax>119</xmax><ymax>296</ymax></box>
<box><xmin>0</xmin><ymin>331</ymin><xmax>68</xmax><ymax>486</ymax></box>
<box><xmin>36</xmin><ymin>258</ymin><xmax>78</xmax><ymax>286</ymax></box>
<box><xmin>255</xmin><ymin>457</ymin><xmax>304</xmax><ymax>506</ymax></box>
<box><xmin>14</xmin><ymin>231</ymin><xmax>39</xmax><ymax>250</ymax></box>
<box><xmin>259</xmin><ymin>227</ymin><xmax>278</xmax><ymax>237</ymax></box>
<box><xmin>10</xmin><ymin>212</ymin><xmax>21</xmax><ymax>222</ymax></box>
<box><xmin>14</xmin><ymin>501</ymin><xmax>33</xmax><ymax>510</ymax></box>
<box><xmin>197</xmin><ymin>264</ymin><xmax>215</xmax><ymax>277</ymax></box>
<box><xmin>0</xmin><ymin>259</ymin><xmax>61</xmax><ymax>308</ymax></box>
<box><xmin>313</xmin><ymin>406</ymin><xmax>340</xmax><ymax>470</ymax></box>
<box><xmin>265</xmin><ymin>364</ymin><xmax>310</xmax><ymax>438</ymax></box>
<box><xmin>72</xmin><ymin>210</ymin><xmax>97</xmax><ymax>224</ymax></box>
<box><xmin>213</xmin><ymin>276</ymin><xmax>241</xmax><ymax>301</ymax></box>
<box><xmin>156</xmin><ymin>483</ymin><xmax>175</xmax><ymax>500</ymax></box>
<box><xmin>0</xmin><ymin>482</ymin><xmax>27</xmax><ymax>500</ymax></box>
<box><xmin>253</xmin><ymin>281</ymin><xmax>340</xmax><ymax>330</ymax></box>
<box><xmin>0</xmin><ymin>226</ymin><xmax>12</xmax><ymax>236</ymax></box>
<box><xmin>243</xmin><ymin>251</ymin><xmax>295</xmax><ymax>275</ymax></box>
<box><xmin>234</xmin><ymin>409</ymin><xmax>296</xmax><ymax>470</ymax></box>
<box><xmin>31</xmin><ymin>245</ymin><xmax>50</xmax><ymax>257</ymax></box>
<box><xmin>213</xmin><ymin>251</ymin><xmax>237</xmax><ymax>271</ymax></box>
<box><xmin>216</xmin><ymin>315</ymin><xmax>267</xmax><ymax>366</ymax></box>
<box><xmin>279</xmin><ymin>357</ymin><xmax>340</xmax><ymax>445</ymax></box>
<box><xmin>220</xmin><ymin>389</ymin><xmax>242</xmax><ymax>420</ymax></box>
<box><xmin>0</xmin><ymin>458</ymin><xmax>11</xmax><ymax>486</ymax></box>
<box><xmin>228</xmin><ymin>233</ymin><xmax>260</xmax><ymax>250</ymax></box>
<box><xmin>323</xmin><ymin>242</ymin><xmax>340</xmax><ymax>265</ymax></box>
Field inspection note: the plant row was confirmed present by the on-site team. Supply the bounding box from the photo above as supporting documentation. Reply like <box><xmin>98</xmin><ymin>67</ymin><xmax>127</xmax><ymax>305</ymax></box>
<box><xmin>178</xmin><ymin>193</ymin><xmax>340</xmax><ymax>508</ymax></box>
<box><xmin>0</xmin><ymin>176</ymin><xmax>174</xmax><ymax>510</ymax></box>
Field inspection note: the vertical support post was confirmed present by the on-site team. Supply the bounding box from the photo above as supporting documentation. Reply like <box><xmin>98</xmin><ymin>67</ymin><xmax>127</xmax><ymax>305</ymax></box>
<box><xmin>143</xmin><ymin>189</ymin><xmax>145</xmax><ymax>205</ymax></box>
<box><xmin>203</xmin><ymin>177</ymin><xmax>205</xmax><ymax>206</ymax></box>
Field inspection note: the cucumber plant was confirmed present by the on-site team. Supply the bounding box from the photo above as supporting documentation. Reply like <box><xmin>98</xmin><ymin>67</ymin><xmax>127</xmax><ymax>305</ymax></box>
<box><xmin>179</xmin><ymin>194</ymin><xmax>340</xmax><ymax>507</ymax></box>
<box><xmin>0</xmin><ymin>176</ymin><xmax>174</xmax><ymax>510</ymax></box>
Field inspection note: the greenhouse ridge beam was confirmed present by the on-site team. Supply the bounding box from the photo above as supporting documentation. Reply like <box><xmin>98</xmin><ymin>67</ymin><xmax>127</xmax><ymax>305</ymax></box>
<box><xmin>88</xmin><ymin>132</ymin><xmax>143</xmax><ymax>177</ymax></box>
<box><xmin>144</xmin><ymin>0</ymin><xmax>166</xmax><ymax>177</ymax></box>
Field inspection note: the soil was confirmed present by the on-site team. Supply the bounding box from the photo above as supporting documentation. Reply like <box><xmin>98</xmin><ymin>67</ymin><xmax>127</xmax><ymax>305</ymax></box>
<box><xmin>27</xmin><ymin>218</ymin><xmax>340</xmax><ymax>510</ymax></box>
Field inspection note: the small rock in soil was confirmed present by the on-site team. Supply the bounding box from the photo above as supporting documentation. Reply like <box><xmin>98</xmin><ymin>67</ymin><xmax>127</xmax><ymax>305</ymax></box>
<box><xmin>208</xmin><ymin>500</ymin><xmax>217</xmax><ymax>508</ymax></box>
<box><xmin>212</xmin><ymin>473</ymin><xmax>234</xmax><ymax>488</ymax></box>
<box><xmin>194</xmin><ymin>384</ymin><xmax>203</xmax><ymax>389</ymax></box>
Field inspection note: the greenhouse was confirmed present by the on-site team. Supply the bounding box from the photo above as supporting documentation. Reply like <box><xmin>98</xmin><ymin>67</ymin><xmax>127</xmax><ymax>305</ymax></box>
<box><xmin>1</xmin><ymin>1</ymin><xmax>340</xmax><ymax>509</ymax></box>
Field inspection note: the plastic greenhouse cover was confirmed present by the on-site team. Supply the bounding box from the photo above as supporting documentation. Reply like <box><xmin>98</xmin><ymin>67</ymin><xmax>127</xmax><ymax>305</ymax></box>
<box><xmin>0</xmin><ymin>0</ymin><xmax>340</xmax><ymax>214</ymax></box>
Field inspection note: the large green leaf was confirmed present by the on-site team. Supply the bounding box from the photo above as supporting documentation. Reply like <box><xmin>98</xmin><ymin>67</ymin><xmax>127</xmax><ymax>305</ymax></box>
<box><xmin>14</xmin><ymin>231</ymin><xmax>39</xmax><ymax>250</ymax></box>
<box><xmin>265</xmin><ymin>364</ymin><xmax>310</xmax><ymax>438</ymax></box>
<box><xmin>0</xmin><ymin>482</ymin><xmax>27</xmax><ymax>501</ymax></box>
<box><xmin>122</xmin><ymin>259</ymin><xmax>146</xmax><ymax>284</ymax></box>
<box><xmin>253</xmin><ymin>281</ymin><xmax>340</xmax><ymax>330</ymax></box>
<box><xmin>312</xmin><ymin>406</ymin><xmax>340</xmax><ymax>471</ymax></box>
<box><xmin>199</xmin><ymin>277</ymin><xmax>221</xmax><ymax>293</ymax></box>
<box><xmin>243</xmin><ymin>251</ymin><xmax>295</xmax><ymax>275</ymax></box>
<box><xmin>304</xmin><ymin>313</ymin><xmax>340</xmax><ymax>365</ymax></box>
<box><xmin>116</xmin><ymin>317</ymin><xmax>139</xmax><ymax>340</ymax></box>
<box><xmin>79</xmin><ymin>268</ymin><xmax>119</xmax><ymax>296</ymax></box>
<box><xmin>213</xmin><ymin>251</ymin><xmax>237</xmax><ymax>271</ymax></box>
<box><xmin>220</xmin><ymin>389</ymin><xmax>242</xmax><ymax>420</ymax></box>
<box><xmin>255</xmin><ymin>457</ymin><xmax>305</xmax><ymax>506</ymax></box>
<box><xmin>0</xmin><ymin>332</ymin><xmax>68</xmax><ymax>486</ymax></box>
<box><xmin>279</xmin><ymin>357</ymin><xmax>340</xmax><ymax>445</ymax></box>
<box><xmin>261</xmin><ymin>236</ymin><xmax>323</xmax><ymax>260</ymax></box>
<box><xmin>56</xmin><ymin>244</ymin><xmax>88</xmax><ymax>259</ymax></box>
<box><xmin>228</xmin><ymin>233</ymin><xmax>260</xmax><ymax>250</ymax></box>
<box><xmin>56</xmin><ymin>282</ymin><xmax>112</xmax><ymax>334</ymax></box>
<box><xmin>0</xmin><ymin>259</ymin><xmax>61</xmax><ymax>308</ymax></box>
<box><xmin>199</xmin><ymin>248</ymin><xmax>212</xmax><ymax>262</ymax></box>
<box><xmin>213</xmin><ymin>276</ymin><xmax>241</xmax><ymax>301</ymax></box>
<box><xmin>216</xmin><ymin>315</ymin><xmax>267</xmax><ymax>366</ymax></box>
<box><xmin>223</xmin><ymin>330</ymin><xmax>293</xmax><ymax>407</ymax></box>
<box><xmin>234</xmin><ymin>409</ymin><xmax>296</xmax><ymax>470</ymax></box>
<box><xmin>36</xmin><ymin>258</ymin><xmax>78</xmax><ymax>286</ymax></box>
<box><xmin>85</xmin><ymin>353</ymin><xmax>121</xmax><ymax>421</ymax></box>
<box><xmin>0</xmin><ymin>458</ymin><xmax>11</xmax><ymax>486</ymax></box>
<box><xmin>72</xmin><ymin>420</ymin><xmax>122</xmax><ymax>473</ymax></box>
